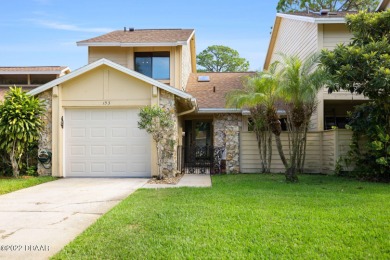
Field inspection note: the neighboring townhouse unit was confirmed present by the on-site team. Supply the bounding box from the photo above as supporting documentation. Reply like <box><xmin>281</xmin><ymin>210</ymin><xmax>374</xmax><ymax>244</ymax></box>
<box><xmin>263</xmin><ymin>11</ymin><xmax>368</xmax><ymax>131</ymax></box>
<box><xmin>0</xmin><ymin>66</ymin><xmax>70</xmax><ymax>99</ymax></box>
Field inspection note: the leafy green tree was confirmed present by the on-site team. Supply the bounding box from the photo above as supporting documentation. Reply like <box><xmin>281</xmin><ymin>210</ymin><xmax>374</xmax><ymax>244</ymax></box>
<box><xmin>321</xmin><ymin>10</ymin><xmax>390</xmax><ymax>178</ymax></box>
<box><xmin>0</xmin><ymin>87</ymin><xmax>45</xmax><ymax>177</ymax></box>
<box><xmin>278</xmin><ymin>53</ymin><xmax>329</xmax><ymax>182</ymax></box>
<box><xmin>276</xmin><ymin>0</ymin><xmax>379</xmax><ymax>12</ymax></box>
<box><xmin>226</xmin><ymin>63</ymin><xmax>282</xmax><ymax>173</ymax></box>
<box><xmin>138</xmin><ymin>105</ymin><xmax>175</xmax><ymax>180</ymax></box>
<box><xmin>197</xmin><ymin>45</ymin><xmax>250</xmax><ymax>72</ymax></box>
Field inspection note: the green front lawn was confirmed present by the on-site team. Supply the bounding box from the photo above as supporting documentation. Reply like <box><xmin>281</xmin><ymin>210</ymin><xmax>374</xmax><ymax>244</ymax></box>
<box><xmin>54</xmin><ymin>174</ymin><xmax>390</xmax><ymax>259</ymax></box>
<box><xmin>0</xmin><ymin>176</ymin><xmax>56</xmax><ymax>195</ymax></box>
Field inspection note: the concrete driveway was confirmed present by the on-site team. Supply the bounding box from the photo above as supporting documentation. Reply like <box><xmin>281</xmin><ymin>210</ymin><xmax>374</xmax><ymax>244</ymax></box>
<box><xmin>0</xmin><ymin>178</ymin><xmax>148</xmax><ymax>260</ymax></box>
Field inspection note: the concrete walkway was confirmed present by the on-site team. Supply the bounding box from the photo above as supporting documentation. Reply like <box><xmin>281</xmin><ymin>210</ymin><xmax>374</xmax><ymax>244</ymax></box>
<box><xmin>143</xmin><ymin>174</ymin><xmax>212</xmax><ymax>188</ymax></box>
<box><xmin>0</xmin><ymin>178</ymin><xmax>148</xmax><ymax>260</ymax></box>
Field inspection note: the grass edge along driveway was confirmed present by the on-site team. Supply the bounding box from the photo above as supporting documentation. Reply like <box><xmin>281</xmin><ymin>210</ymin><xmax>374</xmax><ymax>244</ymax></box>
<box><xmin>53</xmin><ymin>174</ymin><xmax>390</xmax><ymax>259</ymax></box>
<box><xmin>0</xmin><ymin>176</ymin><xmax>57</xmax><ymax>195</ymax></box>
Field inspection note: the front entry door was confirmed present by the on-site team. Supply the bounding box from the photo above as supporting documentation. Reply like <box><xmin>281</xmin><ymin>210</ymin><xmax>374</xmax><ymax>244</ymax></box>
<box><xmin>183</xmin><ymin>120</ymin><xmax>214</xmax><ymax>174</ymax></box>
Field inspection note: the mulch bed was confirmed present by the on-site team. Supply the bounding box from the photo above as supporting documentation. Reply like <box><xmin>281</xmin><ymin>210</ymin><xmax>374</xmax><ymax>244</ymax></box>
<box><xmin>147</xmin><ymin>174</ymin><xmax>184</xmax><ymax>185</ymax></box>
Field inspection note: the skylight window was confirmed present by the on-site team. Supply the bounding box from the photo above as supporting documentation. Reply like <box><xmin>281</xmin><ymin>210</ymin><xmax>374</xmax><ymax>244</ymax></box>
<box><xmin>197</xmin><ymin>76</ymin><xmax>210</xmax><ymax>82</ymax></box>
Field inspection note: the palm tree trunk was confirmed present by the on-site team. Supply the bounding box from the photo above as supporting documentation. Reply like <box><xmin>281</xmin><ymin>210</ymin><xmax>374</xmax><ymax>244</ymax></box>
<box><xmin>267</xmin><ymin>130</ymin><xmax>272</xmax><ymax>173</ymax></box>
<box><xmin>255</xmin><ymin>130</ymin><xmax>265</xmax><ymax>173</ymax></box>
<box><xmin>300</xmin><ymin>124</ymin><xmax>309</xmax><ymax>173</ymax></box>
<box><xmin>274</xmin><ymin>133</ymin><xmax>288</xmax><ymax>169</ymax></box>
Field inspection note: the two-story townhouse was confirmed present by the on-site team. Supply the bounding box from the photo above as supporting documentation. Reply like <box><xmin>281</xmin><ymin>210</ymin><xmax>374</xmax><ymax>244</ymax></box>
<box><xmin>29</xmin><ymin>29</ymin><xmax>201</xmax><ymax>177</ymax></box>
<box><xmin>29</xmin><ymin>28</ymin><xmax>253</xmax><ymax>177</ymax></box>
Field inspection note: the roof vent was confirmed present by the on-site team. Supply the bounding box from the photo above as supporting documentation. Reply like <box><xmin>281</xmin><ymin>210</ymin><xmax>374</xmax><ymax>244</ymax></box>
<box><xmin>197</xmin><ymin>76</ymin><xmax>210</xmax><ymax>82</ymax></box>
<box><xmin>320</xmin><ymin>9</ymin><xmax>330</xmax><ymax>15</ymax></box>
<box><xmin>129</xmin><ymin>27</ymin><xmax>135</xmax><ymax>32</ymax></box>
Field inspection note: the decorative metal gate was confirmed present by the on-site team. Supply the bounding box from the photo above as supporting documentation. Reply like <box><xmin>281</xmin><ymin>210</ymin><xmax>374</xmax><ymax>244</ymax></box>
<box><xmin>178</xmin><ymin>146</ymin><xmax>225</xmax><ymax>175</ymax></box>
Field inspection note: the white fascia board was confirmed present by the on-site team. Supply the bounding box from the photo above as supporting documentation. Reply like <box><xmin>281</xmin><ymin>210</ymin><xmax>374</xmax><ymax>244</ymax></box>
<box><xmin>186</xmin><ymin>30</ymin><xmax>195</xmax><ymax>45</ymax></box>
<box><xmin>277</xmin><ymin>13</ymin><xmax>346</xmax><ymax>24</ymax></box>
<box><xmin>198</xmin><ymin>108</ymin><xmax>243</xmax><ymax>114</ymax></box>
<box><xmin>77</xmin><ymin>42</ymin><xmax>188</xmax><ymax>47</ymax></box>
<box><xmin>28</xmin><ymin>58</ymin><xmax>193</xmax><ymax>100</ymax></box>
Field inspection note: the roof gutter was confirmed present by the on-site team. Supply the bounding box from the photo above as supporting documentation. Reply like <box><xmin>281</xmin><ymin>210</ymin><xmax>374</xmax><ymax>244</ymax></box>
<box><xmin>177</xmin><ymin>98</ymin><xmax>197</xmax><ymax>116</ymax></box>
<box><xmin>198</xmin><ymin>108</ymin><xmax>243</xmax><ymax>114</ymax></box>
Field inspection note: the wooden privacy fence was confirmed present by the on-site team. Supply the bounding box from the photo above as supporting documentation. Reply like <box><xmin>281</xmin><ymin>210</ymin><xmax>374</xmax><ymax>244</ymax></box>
<box><xmin>240</xmin><ymin>129</ymin><xmax>353</xmax><ymax>174</ymax></box>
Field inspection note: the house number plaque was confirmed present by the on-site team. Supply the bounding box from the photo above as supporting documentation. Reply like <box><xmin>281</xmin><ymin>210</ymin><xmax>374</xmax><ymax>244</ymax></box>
<box><xmin>103</xmin><ymin>101</ymin><xmax>111</xmax><ymax>106</ymax></box>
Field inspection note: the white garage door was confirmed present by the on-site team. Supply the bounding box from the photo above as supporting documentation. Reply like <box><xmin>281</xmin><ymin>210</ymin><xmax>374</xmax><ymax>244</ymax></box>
<box><xmin>65</xmin><ymin>108</ymin><xmax>151</xmax><ymax>177</ymax></box>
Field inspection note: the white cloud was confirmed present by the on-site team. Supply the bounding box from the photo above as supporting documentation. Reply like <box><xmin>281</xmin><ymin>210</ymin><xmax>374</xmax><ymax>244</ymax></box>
<box><xmin>31</xmin><ymin>19</ymin><xmax>114</xmax><ymax>33</ymax></box>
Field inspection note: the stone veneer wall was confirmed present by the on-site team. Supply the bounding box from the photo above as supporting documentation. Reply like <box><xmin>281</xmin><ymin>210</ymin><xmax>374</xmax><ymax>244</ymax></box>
<box><xmin>159</xmin><ymin>90</ymin><xmax>179</xmax><ymax>177</ymax></box>
<box><xmin>37</xmin><ymin>90</ymin><xmax>53</xmax><ymax>176</ymax></box>
<box><xmin>213</xmin><ymin>114</ymin><xmax>241</xmax><ymax>174</ymax></box>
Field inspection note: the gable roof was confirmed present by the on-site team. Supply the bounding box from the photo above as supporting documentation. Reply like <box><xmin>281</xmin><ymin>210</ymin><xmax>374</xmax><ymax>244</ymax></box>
<box><xmin>186</xmin><ymin>72</ymin><xmax>255</xmax><ymax>112</ymax></box>
<box><xmin>77</xmin><ymin>29</ymin><xmax>195</xmax><ymax>47</ymax></box>
<box><xmin>264</xmin><ymin>11</ymin><xmax>353</xmax><ymax>70</ymax></box>
<box><xmin>0</xmin><ymin>66</ymin><xmax>70</xmax><ymax>75</ymax></box>
<box><xmin>28</xmin><ymin>58</ymin><xmax>194</xmax><ymax>100</ymax></box>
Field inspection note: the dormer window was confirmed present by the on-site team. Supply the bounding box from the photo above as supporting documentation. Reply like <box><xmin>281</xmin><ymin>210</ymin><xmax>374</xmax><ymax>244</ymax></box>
<box><xmin>134</xmin><ymin>52</ymin><xmax>170</xmax><ymax>80</ymax></box>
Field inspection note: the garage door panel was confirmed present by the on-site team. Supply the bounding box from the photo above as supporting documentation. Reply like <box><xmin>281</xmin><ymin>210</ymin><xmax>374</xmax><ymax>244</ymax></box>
<box><xmin>91</xmin><ymin>111</ymin><xmax>106</xmax><ymax>120</ymax></box>
<box><xmin>91</xmin><ymin>163</ymin><xmax>106</xmax><ymax>173</ymax></box>
<box><xmin>112</xmin><ymin>145</ymin><xmax>127</xmax><ymax>155</ymax></box>
<box><xmin>112</xmin><ymin>110</ymin><xmax>127</xmax><ymax>120</ymax></box>
<box><xmin>70</xmin><ymin>111</ymin><xmax>87</xmax><ymax>120</ymax></box>
<box><xmin>112</xmin><ymin>127</ymin><xmax>127</xmax><ymax>137</ymax></box>
<box><xmin>91</xmin><ymin>128</ymin><xmax>106</xmax><ymax>137</ymax></box>
<box><xmin>71</xmin><ymin>128</ymin><xmax>86</xmax><ymax>137</ymax></box>
<box><xmin>90</xmin><ymin>145</ymin><xmax>106</xmax><ymax>155</ymax></box>
<box><xmin>71</xmin><ymin>163</ymin><xmax>86</xmax><ymax>173</ymax></box>
<box><xmin>65</xmin><ymin>108</ymin><xmax>151</xmax><ymax>177</ymax></box>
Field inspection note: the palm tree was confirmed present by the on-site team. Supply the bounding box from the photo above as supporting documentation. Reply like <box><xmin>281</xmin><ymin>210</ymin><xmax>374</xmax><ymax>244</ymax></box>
<box><xmin>278</xmin><ymin>53</ymin><xmax>329</xmax><ymax>182</ymax></box>
<box><xmin>226</xmin><ymin>63</ymin><xmax>284</xmax><ymax>173</ymax></box>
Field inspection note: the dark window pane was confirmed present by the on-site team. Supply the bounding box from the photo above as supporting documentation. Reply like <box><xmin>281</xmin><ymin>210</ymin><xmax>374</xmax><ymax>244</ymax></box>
<box><xmin>134</xmin><ymin>52</ymin><xmax>170</xmax><ymax>80</ymax></box>
<box><xmin>152</xmin><ymin>57</ymin><xmax>169</xmax><ymax>79</ymax></box>
<box><xmin>135</xmin><ymin>57</ymin><xmax>152</xmax><ymax>78</ymax></box>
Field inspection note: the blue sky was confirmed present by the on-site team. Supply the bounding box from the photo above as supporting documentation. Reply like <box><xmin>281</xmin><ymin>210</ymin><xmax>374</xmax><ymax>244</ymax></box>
<box><xmin>0</xmin><ymin>0</ymin><xmax>280</xmax><ymax>71</ymax></box>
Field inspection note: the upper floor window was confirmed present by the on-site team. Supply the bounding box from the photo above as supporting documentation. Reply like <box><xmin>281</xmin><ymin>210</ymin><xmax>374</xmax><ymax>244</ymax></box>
<box><xmin>134</xmin><ymin>52</ymin><xmax>170</xmax><ymax>80</ymax></box>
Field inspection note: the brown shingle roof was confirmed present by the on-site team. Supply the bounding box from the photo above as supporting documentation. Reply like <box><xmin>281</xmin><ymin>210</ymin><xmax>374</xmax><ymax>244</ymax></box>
<box><xmin>77</xmin><ymin>29</ymin><xmax>194</xmax><ymax>46</ymax></box>
<box><xmin>186</xmin><ymin>72</ymin><xmax>256</xmax><ymax>109</ymax></box>
<box><xmin>0</xmin><ymin>66</ymin><xmax>68</xmax><ymax>73</ymax></box>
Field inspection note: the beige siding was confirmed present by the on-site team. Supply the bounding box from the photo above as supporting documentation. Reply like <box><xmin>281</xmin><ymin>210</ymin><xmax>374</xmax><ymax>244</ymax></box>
<box><xmin>181</xmin><ymin>44</ymin><xmax>192</xmax><ymax>91</ymax></box>
<box><xmin>89</xmin><ymin>47</ymin><xmax>129</xmax><ymax>67</ymax></box>
<box><xmin>270</xmin><ymin>18</ymin><xmax>318</xmax><ymax>65</ymax></box>
<box><xmin>61</xmin><ymin>65</ymin><xmax>151</xmax><ymax>104</ymax></box>
<box><xmin>240</xmin><ymin>129</ymin><xmax>353</xmax><ymax>174</ymax></box>
<box><xmin>323</xmin><ymin>24</ymin><xmax>352</xmax><ymax>50</ymax></box>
